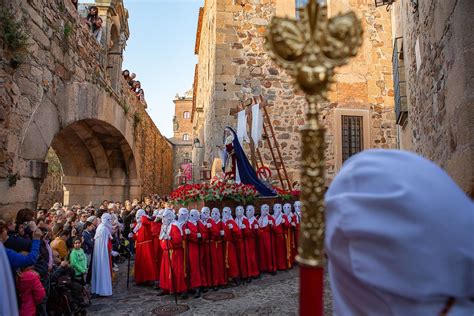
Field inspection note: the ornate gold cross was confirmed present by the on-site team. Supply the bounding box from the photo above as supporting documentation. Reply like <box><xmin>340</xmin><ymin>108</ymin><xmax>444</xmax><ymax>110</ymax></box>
<box><xmin>266</xmin><ymin>0</ymin><xmax>363</xmax><ymax>267</ymax></box>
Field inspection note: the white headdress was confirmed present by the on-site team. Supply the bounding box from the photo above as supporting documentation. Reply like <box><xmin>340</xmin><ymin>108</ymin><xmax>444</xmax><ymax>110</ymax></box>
<box><xmin>325</xmin><ymin>149</ymin><xmax>474</xmax><ymax>315</ymax></box>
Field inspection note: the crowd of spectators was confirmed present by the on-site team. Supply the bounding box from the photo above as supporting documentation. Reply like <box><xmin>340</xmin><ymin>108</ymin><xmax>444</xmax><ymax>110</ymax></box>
<box><xmin>68</xmin><ymin>2</ymin><xmax>103</xmax><ymax>44</ymax></box>
<box><xmin>122</xmin><ymin>69</ymin><xmax>146</xmax><ymax>105</ymax></box>
<box><xmin>1</xmin><ymin>196</ymin><xmax>168</xmax><ymax>315</ymax></box>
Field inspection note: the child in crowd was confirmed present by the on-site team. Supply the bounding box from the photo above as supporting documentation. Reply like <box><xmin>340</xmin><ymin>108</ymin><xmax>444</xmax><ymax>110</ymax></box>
<box><xmin>17</xmin><ymin>263</ymin><xmax>46</xmax><ymax>316</ymax></box>
<box><xmin>70</xmin><ymin>237</ymin><xmax>88</xmax><ymax>284</ymax></box>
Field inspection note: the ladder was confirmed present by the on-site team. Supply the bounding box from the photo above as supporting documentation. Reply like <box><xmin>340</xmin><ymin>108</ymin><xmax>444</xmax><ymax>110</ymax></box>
<box><xmin>239</xmin><ymin>95</ymin><xmax>293</xmax><ymax>191</ymax></box>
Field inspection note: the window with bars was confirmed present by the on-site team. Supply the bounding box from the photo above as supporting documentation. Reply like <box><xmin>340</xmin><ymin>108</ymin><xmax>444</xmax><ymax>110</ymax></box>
<box><xmin>341</xmin><ymin>115</ymin><xmax>364</xmax><ymax>162</ymax></box>
<box><xmin>183</xmin><ymin>111</ymin><xmax>191</xmax><ymax>119</ymax></box>
<box><xmin>183</xmin><ymin>133</ymin><xmax>190</xmax><ymax>141</ymax></box>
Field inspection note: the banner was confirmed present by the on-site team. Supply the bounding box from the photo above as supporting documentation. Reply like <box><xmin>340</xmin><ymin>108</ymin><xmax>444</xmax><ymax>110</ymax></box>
<box><xmin>181</xmin><ymin>163</ymin><xmax>193</xmax><ymax>182</ymax></box>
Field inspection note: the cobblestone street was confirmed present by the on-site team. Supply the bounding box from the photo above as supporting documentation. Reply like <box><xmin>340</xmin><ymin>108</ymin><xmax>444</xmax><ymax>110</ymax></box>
<box><xmin>87</xmin><ymin>261</ymin><xmax>333</xmax><ymax>315</ymax></box>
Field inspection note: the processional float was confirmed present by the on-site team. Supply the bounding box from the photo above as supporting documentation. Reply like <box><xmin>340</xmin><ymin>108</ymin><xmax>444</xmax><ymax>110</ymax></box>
<box><xmin>265</xmin><ymin>1</ymin><xmax>363</xmax><ymax>315</ymax></box>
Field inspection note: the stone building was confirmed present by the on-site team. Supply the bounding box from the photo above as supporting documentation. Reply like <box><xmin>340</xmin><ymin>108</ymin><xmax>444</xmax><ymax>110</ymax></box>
<box><xmin>192</xmin><ymin>0</ymin><xmax>396</xmax><ymax>186</ymax></box>
<box><xmin>169</xmin><ymin>90</ymin><xmax>194</xmax><ymax>187</ymax></box>
<box><xmin>389</xmin><ymin>0</ymin><xmax>473</xmax><ymax>196</ymax></box>
<box><xmin>0</xmin><ymin>0</ymin><xmax>173</xmax><ymax>217</ymax></box>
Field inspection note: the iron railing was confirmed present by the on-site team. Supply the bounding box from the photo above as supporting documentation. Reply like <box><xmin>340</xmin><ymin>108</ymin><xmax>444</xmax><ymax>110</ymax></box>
<box><xmin>392</xmin><ymin>37</ymin><xmax>408</xmax><ymax>125</ymax></box>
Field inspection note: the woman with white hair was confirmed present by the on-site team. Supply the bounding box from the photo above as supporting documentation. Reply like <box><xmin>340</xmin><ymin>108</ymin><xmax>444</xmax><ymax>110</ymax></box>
<box><xmin>131</xmin><ymin>209</ymin><xmax>158</xmax><ymax>285</ymax></box>
<box><xmin>325</xmin><ymin>150</ymin><xmax>474</xmax><ymax>315</ymax></box>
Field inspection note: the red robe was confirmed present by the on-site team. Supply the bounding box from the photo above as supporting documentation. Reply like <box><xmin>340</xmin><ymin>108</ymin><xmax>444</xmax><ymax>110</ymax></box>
<box><xmin>133</xmin><ymin>217</ymin><xmax>159</xmax><ymax>284</ymax></box>
<box><xmin>258</xmin><ymin>215</ymin><xmax>277</xmax><ymax>273</ymax></box>
<box><xmin>198</xmin><ymin>221</ymin><xmax>211</xmax><ymax>287</ymax></box>
<box><xmin>273</xmin><ymin>215</ymin><xmax>291</xmax><ymax>270</ymax></box>
<box><xmin>151</xmin><ymin>220</ymin><xmax>163</xmax><ymax>279</ymax></box>
<box><xmin>235</xmin><ymin>217</ymin><xmax>252</xmax><ymax>278</ymax></box>
<box><xmin>286</xmin><ymin>214</ymin><xmax>297</xmax><ymax>265</ymax></box>
<box><xmin>160</xmin><ymin>224</ymin><xmax>187</xmax><ymax>293</ymax></box>
<box><xmin>183</xmin><ymin>221</ymin><xmax>202</xmax><ymax>289</ymax></box>
<box><xmin>246</xmin><ymin>217</ymin><xmax>260</xmax><ymax>277</ymax></box>
<box><xmin>223</xmin><ymin>219</ymin><xmax>240</xmax><ymax>279</ymax></box>
<box><xmin>209</xmin><ymin>219</ymin><xmax>226</xmax><ymax>286</ymax></box>
<box><xmin>294</xmin><ymin>212</ymin><xmax>301</xmax><ymax>263</ymax></box>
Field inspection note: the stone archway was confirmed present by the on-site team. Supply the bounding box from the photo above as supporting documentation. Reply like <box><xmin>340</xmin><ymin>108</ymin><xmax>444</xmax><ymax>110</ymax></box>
<box><xmin>0</xmin><ymin>80</ymin><xmax>143</xmax><ymax>214</ymax></box>
<box><xmin>38</xmin><ymin>118</ymin><xmax>140</xmax><ymax>206</ymax></box>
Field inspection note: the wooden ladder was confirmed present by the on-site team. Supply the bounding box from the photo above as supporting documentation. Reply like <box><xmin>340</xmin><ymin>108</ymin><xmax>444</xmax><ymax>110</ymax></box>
<box><xmin>239</xmin><ymin>95</ymin><xmax>293</xmax><ymax>191</ymax></box>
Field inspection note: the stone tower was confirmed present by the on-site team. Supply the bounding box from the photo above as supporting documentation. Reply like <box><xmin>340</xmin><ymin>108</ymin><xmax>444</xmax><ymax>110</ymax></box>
<box><xmin>170</xmin><ymin>90</ymin><xmax>194</xmax><ymax>186</ymax></box>
<box><xmin>192</xmin><ymin>0</ymin><xmax>396</xmax><ymax>186</ymax></box>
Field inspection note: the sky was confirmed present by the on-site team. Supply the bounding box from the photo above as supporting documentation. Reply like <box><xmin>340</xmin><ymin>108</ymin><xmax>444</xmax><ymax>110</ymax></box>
<box><xmin>122</xmin><ymin>0</ymin><xmax>203</xmax><ymax>137</ymax></box>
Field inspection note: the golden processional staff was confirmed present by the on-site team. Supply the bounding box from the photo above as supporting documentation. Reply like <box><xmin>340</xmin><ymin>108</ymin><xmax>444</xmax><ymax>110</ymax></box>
<box><xmin>265</xmin><ymin>1</ymin><xmax>363</xmax><ymax>315</ymax></box>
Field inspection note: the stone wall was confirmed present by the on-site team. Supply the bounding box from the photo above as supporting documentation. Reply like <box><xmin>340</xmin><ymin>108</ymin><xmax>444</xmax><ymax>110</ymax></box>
<box><xmin>193</xmin><ymin>0</ymin><xmax>396</xmax><ymax>186</ymax></box>
<box><xmin>0</xmin><ymin>0</ymin><xmax>173</xmax><ymax>216</ymax></box>
<box><xmin>391</xmin><ymin>0</ymin><xmax>474</xmax><ymax>196</ymax></box>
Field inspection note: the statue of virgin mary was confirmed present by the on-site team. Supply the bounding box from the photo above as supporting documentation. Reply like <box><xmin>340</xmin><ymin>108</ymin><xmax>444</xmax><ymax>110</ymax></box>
<box><xmin>222</xmin><ymin>127</ymin><xmax>275</xmax><ymax>197</ymax></box>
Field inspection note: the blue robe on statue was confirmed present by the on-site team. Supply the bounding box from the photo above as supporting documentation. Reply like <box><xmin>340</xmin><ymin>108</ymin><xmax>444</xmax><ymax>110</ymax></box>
<box><xmin>225</xmin><ymin>127</ymin><xmax>276</xmax><ymax>197</ymax></box>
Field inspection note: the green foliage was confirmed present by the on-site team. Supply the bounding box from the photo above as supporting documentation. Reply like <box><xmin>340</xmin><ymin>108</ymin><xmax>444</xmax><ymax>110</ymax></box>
<box><xmin>64</xmin><ymin>22</ymin><xmax>73</xmax><ymax>39</ymax></box>
<box><xmin>120</xmin><ymin>100</ymin><xmax>130</xmax><ymax>115</ymax></box>
<box><xmin>0</xmin><ymin>7</ymin><xmax>30</xmax><ymax>68</ymax></box>
<box><xmin>0</xmin><ymin>8</ymin><xmax>29</xmax><ymax>52</ymax></box>
<box><xmin>46</xmin><ymin>148</ymin><xmax>63</xmax><ymax>174</ymax></box>
<box><xmin>58</xmin><ymin>2</ymin><xmax>65</xmax><ymax>13</ymax></box>
<box><xmin>133</xmin><ymin>112</ymin><xmax>142</xmax><ymax>129</ymax></box>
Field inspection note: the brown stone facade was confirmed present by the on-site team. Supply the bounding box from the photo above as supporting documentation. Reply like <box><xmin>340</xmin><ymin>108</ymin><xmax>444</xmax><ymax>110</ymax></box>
<box><xmin>170</xmin><ymin>91</ymin><xmax>194</xmax><ymax>187</ymax></box>
<box><xmin>0</xmin><ymin>0</ymin><xmax>173</xmax><ymax>217</ymax></box>
<box><xmin>193</xmin><ymin>0</ymin><xmax>396</xmax><ymax>186</ymax></box>
<box><xmin>391</xmin><ymin>0</ymin><xmax>474</xmax><ymax>196</ymax></box>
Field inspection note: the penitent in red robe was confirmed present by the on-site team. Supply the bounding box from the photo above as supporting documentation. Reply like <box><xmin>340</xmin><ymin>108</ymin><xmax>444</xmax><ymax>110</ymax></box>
<box><xmin>133</xmin><ymin>217</ymin><xmax>159</xmax><ymax>284</ymax></box>
<box><xmin>160</xmin><ymin>224</ymin><xmax>187</xmax><ymax>294</ymax></box>
<box><xmin>209</xmin><ymin>219</ymin><xmax>227</xmax><ymax>286</ymax></box>
<box><xmin>294</xmin><ymin>212</ymin><xmax>300</xmax><ymax>264</ymax></box>
<box><xmin>258</xmin><ymin>215</ymin><xmax>277</xmax><ymax>273</ymax></box>
<box><xmin>273</xmin><ymin>215</ymin><xmax>291</xmax><ymax>270</ymax></box>
<box><xmin>182</xmin><ymin>221</ymin><xmax>202</xmax><ymax>290</ymax></box>
<box><xmin>246</xmin><ymin>217</ymin><xmax>260</xmax><ymax>277</ymax></box>
<box><xmin>286</xmin><ymin>214</ymin><xmax>297</xmax><ymax>266</ymax></box>
<box><xmin>223</xmin><ymin>219</ymin><xmax>241</xmax><ymax>280</ymax></box>
<box><xmin>198</xmin><ymin>221</ymin><xmax>211</xmax><ymax>287</ymax></box>
<box><xmin>235</xmin><ymin>217</ymin><xmax>253</xmax><ymax>278</ymax></box>
<box><xmin>151</xmin><ymin>220</ymin><xmax>163</xmax><ymax>280</ymax></box>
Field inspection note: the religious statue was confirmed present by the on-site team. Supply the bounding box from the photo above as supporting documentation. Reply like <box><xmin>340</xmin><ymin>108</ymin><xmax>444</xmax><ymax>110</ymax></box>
<box><xmin>221</xmin><ymin>127</ymin><xmax>275</xmax><ymax>197</ymax></box>
<box><xmin>222</xmin><ymin>128</ymin><xmax>236</xmax><ymax>179</ymax></box>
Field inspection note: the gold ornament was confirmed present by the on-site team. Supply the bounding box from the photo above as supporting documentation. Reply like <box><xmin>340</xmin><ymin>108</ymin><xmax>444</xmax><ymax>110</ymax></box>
<box><xmin>266</xmin><ymin>0</ymin><xmax>363</xmax><ymax>267</ymax></box>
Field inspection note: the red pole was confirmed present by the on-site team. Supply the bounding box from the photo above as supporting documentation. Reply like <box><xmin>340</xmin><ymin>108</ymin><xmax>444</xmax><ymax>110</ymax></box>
<box><xmin>299</xmin><ymin>266</ymin><xmax>324</xmax><ymax>316</ymax></box>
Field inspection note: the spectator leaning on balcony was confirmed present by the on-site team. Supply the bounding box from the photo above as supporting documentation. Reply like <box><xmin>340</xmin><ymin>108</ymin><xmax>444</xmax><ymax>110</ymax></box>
<box><xmin>128</xmin><ymin>73</ymin><xmax>136</xmax><ymax>87</ymax></box>
<box><xmin>93</xmin><ymin>17</ymin><xmax>103</xmax><ymax>43</ymax></box>
<box><xmin>85</xmin><ymin>6</ymin><xmax>98</xmax><ymax>29</ymax></box>
<box><xmin>122</xmin><ymin>69</ymin><xmax>130</xmax><ymax>82</ymax></box>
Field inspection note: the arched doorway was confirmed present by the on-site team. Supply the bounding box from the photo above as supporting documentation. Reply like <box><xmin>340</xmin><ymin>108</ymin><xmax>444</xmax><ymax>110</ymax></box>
<box><xmin>37</xmin><ymin>119</ymin><xmax>140</xmax><ymax>207</ymax></box>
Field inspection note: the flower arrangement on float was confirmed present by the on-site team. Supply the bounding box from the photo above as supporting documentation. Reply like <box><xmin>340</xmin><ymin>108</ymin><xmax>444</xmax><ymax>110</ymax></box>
<box><xmin>169</xmin><ymin>172</ymin><xmax>301</xmax><ymax>209</ymax></box>
<box><xmin>169</xmin><ymin>177</ymin><xmax>259</xmax><ymax>207</ymax></box>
